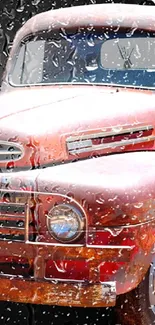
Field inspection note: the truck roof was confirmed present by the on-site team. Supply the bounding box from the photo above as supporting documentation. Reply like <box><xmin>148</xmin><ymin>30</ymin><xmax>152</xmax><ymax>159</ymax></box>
<box><xmin>13</xmin><ymin>3</ymin><xmax>155</xmax><ymax>45</ymax></box>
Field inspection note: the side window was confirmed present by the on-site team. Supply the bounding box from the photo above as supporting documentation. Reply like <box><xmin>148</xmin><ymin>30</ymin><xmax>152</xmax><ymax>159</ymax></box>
<box><xmin>11</xmin><ymin>45</ymin><xmax>25</xmax><ymax>84</ymax></box>
<box><xmin>11</xmin><ymin>40</ymin><xmax>45</xmax><ymax>84</ymax></box>
<box><xmin>22</xmin><ymin>40</ymin><xmax>45</xmax><ymax>84</ymax></box>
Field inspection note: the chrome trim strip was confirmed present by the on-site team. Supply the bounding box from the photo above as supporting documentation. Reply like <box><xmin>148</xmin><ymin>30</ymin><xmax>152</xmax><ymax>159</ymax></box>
<box><xmin>67</xmin><ymin>135</ymin><xmax>155</xmax><ymax>154</ymax></box>
<box><xmin>26</xmin><ymin>241</ymin><xmax>84</xmax><ymax>247</ymax></box>
<box><xmin>93</xmin><ymin>217</ymin><xmax>155</xmax><ymax>231</ymax></box>
<box><xmin>67</xmin><ymin>139</ymin><xmax>92</xmax><ymax>151</ymax></box>
<box><xmin>44</xmin><ymin>277</ymin><xmax>85</xmax><ymax>283</ymax></box>
<box><xmin>86</xmin><ymin>244</ymin><xmax>134</xmax><ymax>249</ymax></box>
<box><xmin>67</xmin><ymin>125</ymin><xmax>154</xmax><ymax>142</ymax></box>
<box><xmin>25</xmin><ymin>241</ymin><xmax>133</xmax><ymax>249</ymax></box>
<box><xmin>0</xmin><ymin>150</ymin><xmax>22</xmax><ymax>155</ymax></box>
<box><xmin>0</xmin><ymin>274</ymin><xmax>34</xmax><ymax>280</ymax></box>
<box><xmin>0</xmin><ymin>140</ymin><xmax>24</xmax><ymax>162</ymax></box>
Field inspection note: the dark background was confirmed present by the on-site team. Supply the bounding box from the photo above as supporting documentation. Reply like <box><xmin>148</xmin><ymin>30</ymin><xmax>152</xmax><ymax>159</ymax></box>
<box><xmin>0</xmin><ymin>0</ymin><xmax>154</xmax><ymax>324</ymax></box>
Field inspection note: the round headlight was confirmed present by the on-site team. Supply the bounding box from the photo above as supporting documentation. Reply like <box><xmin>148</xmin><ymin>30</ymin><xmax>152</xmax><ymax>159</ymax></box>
<box><xmin>46</xmin><ymin>204</ymin><xmax>85</xmax><ymax>243</ymax></box>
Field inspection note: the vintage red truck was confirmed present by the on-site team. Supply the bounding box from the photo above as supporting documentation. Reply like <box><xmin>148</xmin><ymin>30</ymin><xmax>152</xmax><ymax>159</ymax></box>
<box><xmin>0</xmin><ymin>2</ymin><xmax>155</xmax><ymax>324</ymax></box>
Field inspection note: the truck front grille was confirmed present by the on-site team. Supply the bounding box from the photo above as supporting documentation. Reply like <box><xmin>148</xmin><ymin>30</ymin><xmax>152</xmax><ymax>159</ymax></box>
<box><xmin>0</xmin><ymin>192</ymin><xmax>36</xmax><ymax>242</ymax></box>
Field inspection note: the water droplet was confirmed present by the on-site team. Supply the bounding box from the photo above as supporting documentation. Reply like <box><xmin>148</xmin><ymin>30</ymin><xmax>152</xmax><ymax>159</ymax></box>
<box><xmin>104</xmin><ymin>32</ymin><xmax>110</xmax><ymax>40</ymax></box>
<box><xmin>53</xmin><ymin>260</ymin><xmax>67</xmax><ymax>273</ymax></box>
<box><xmin>112</xmin><ymin>126</ymin><xmax>123</xmax><ymax>133</ymax></box>
<box><xmin>96</xmin><ymin>195</ymin><xmax>105</xmax><ymax>204</ymax></box>
<box><xmin>86</xmin><ymin>34</ymin><xmax>95</xmax><ymax>47</ymax></box>
<box><xmin>7</xmin><ymin>21</ymin><xmax>14</xmax><ymax>31</ymax></box>
<box><xmin>109</xmin><ymin>195</ymin><xmax>118</xmax><ymax>202</ymax></box>
<box><xmin>131</xmin><ymin>215</ymin><xmax>137</xmax><ymax>221</ymax></box>
<box><xmin>16</xmin><ymin>0</ymin><xmax>25</xmax><ymax>12</ymax></box>
<box><xmin>134</xmin><ymin>202</ymin><xmax>143</xmax><ymax>208</ymax></box>
<box><xmin>126</xmin><ymin>27</ymin><xmax>137</xmax><ymax>38</ymax></box>
<box><xmin>85</xmin><ymin>55</ymin><xmax>98</xmax><ymax>71</ymax></box>
<box><xmin>104</xmin><ymin>227</ymin><xmax>123</xmax><ymax>237</ymax></box>
<box><xmin>52</xmin><ymin>54</ymin><xmax>59</xmax><ymax>67</ymax></box>
<box><xmin>32</xmin><ymin>0</ymin><xmax>41</xmax><ymax>5</ymax></box>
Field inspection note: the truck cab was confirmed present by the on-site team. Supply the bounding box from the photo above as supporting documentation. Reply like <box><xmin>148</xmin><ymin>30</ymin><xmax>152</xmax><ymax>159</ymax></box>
<box><xmin>0</xmin><ymin>3</ymin><xmax>155</xmax><ymax>324</ymax></box>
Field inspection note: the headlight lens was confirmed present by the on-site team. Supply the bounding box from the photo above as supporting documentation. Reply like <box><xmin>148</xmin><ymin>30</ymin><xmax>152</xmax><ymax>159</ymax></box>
<box><xmin>47</xmin><ymin>204</ymin><xmax>85</xmax><ymax>243</ymax></box>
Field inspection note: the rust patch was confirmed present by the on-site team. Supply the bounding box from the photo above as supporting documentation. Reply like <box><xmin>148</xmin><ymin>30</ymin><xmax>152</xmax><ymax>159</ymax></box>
<box><xmin>0</xmin><ymin>277</ymin><xmax>116</xmax><ymax>307</ymax></box>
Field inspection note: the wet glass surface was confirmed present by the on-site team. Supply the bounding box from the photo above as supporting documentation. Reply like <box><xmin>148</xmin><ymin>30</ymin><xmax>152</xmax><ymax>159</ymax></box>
<box><xmin>0</xmin><ymin>1</ymin><xmax>155</xmax><ymax>324</ymax></box>
<box><xmin>11</xmin><ymin>29</ymin><xmax>155</xmax><ymax>88</ymax></box>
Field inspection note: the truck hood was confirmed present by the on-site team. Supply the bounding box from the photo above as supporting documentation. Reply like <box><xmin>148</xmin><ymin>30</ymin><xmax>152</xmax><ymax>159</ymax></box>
<box><xmin>0</xmin><ymin>86</ymin><xmax>90</xmax><ymax>120</ymax></box>
<box><xmin>0</xmin><ymin>86</ymin><xmax>155</xmax><ymax>170</ymax></box>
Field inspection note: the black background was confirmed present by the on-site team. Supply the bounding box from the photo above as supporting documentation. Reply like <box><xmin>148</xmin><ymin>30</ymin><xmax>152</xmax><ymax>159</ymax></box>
<box><xmin>0</xmin><ymin>0</ymin><xmax>154</xmax><ymax>324</ymax></box>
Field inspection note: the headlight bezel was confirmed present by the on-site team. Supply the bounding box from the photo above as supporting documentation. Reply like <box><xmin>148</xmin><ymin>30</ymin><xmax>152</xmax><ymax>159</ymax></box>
<box><xmin>46</xmin><ymin>203</ymin><xmax>85</xmax><ymax>243</ymax></box>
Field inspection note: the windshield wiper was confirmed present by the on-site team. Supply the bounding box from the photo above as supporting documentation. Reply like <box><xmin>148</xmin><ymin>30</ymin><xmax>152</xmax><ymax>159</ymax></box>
<box><xmin>117</xmin><ymin>44</ymin><xmax>134</xmax><ymax>69</ymax></box>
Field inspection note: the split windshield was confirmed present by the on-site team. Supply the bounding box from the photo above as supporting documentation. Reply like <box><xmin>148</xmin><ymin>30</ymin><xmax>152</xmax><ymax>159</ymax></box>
<box><xmin>10</xmin><ymin>28</ymin><xmax>155</xmax><ymax>88</ymax></box>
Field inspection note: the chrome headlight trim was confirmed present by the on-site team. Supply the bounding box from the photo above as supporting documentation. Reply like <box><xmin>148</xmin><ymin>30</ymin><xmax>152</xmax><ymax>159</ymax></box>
<box><xmin>46</xmin><ymin>203</ymin><xmax>85</xmax><ymax>243</ymax></box>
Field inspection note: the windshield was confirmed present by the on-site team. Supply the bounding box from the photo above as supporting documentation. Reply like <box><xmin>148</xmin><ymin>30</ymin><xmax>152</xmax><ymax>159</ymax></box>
<box><xmin>10</xmin><ymin>28</ymin><xmax>155</xmax><ymax>88</ymax></box>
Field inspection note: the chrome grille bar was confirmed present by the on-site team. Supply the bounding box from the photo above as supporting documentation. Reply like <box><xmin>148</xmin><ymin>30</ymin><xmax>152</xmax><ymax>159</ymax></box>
<box><xmin>67</xmin><ymin>125</ymin><xmax>154</xmax><ymax>142</ymax></box>
<box><xmin>0</xmin><ymin>141</ymin><xmax>23</xmax><ymax>162</ymax></box>
<box><xmin>67</xmin><ymin>125</ymin><xmax>155</xmax><ymax>154</ymax></box>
